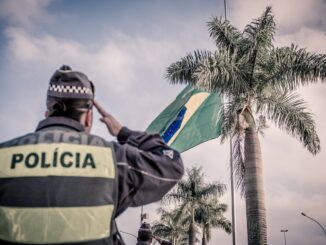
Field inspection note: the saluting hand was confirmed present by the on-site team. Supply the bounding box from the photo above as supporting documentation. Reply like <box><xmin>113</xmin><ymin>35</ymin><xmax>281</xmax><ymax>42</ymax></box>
<box><xmin>93</xmin><ymin>100</ymin><xmax>122</xmax><ymax>137</ymax></box>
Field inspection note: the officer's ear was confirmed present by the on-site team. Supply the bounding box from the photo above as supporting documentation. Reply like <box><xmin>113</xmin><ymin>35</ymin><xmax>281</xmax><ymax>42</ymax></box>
<box><xmin>85</xmin><ymin>109</ymin><xmax>93</xmax><ymax>133</ymax></box>
<box><xmin>44</xmin><ymin>111</ymin><xmax>49</xmax><ymax>118</ymax></box>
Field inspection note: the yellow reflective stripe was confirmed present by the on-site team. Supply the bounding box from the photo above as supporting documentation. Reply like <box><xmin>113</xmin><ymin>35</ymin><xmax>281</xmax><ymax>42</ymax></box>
<box><xmin>0</xmin><ymin>205</ymin><xmax>113</xmax><ymax>244</ymax></box>
<box><xmin>167</xmin><ymin>92</ymin><xmax>210</xmax><ymax>145</ymax></box>
<box><xmin>0</xmin><ymin>143</ymin><xmax>115</xmax><ymax>179</ymax></box>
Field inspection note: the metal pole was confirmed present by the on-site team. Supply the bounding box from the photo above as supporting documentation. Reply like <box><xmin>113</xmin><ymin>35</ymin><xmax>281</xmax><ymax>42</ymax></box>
<box><xmin>140</xmin><ymin>206</ymin><xmax>143</xmax><ymax>225</ymax></box>
<box><xmin>301</xmin><ymin>212</ymin><xmax>326</xmax><ymax>236</ymax></box>
<box><xmin>280</xmin><ymin>229</ymin><xmax>288</xmax><ymax>245</ymax></box>
<box><xmin>283</xmin><ymin>232</ymin><xmax>286</xmax><ymax>245</ymax></box>
<box><xmin>230</xmin><ymin>137</ymin><xmax>237</xmax><ymax>245</ymax></box>
<box><xmin>224</xmin><ymin>0</ymin><xmax>227</xmax><ymax>20</ymax></box>
<box><xmin>224</xmin><ymin>1</ymin><xmax>236</xmax><ymax>244</ymax></box>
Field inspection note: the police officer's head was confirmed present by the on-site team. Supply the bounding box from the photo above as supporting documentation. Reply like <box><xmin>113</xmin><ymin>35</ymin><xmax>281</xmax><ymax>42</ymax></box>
<box><xmin>45</xmin><ymin>65</ymin><xmax>95</xmax><ymax>132</ymax></box>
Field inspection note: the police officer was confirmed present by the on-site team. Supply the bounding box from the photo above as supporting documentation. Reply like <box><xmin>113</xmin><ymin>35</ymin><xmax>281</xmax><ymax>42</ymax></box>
<box><xmin>0</xmin><ymin>65</ymin><xmax>184</xmax><ymax>245</ymax></box>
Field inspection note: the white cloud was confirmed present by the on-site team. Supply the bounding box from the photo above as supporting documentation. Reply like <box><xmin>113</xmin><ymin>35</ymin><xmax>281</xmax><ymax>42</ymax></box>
<box><xmin>229</xmin><ymin>0</ymin><xmax>326</xmax><ymax>31</ymax></box>
<box><xmin>276</xmin><ymin>27</ymin><xmax>326</xmax><ymax>53</ymax></box>
<box><xmin>3</xmin><ymin>10</ymin><xmax>201</xmax><ymax>132</ymax></box>
<box><xmin>4</xmin><ymin>27</ymin><xmax>176</xmax><ymax>95</ymax></box>
<box><xmin>227</xmin><ymin>0</ymin><xmax>326</xmax><ymax>55</ymax></box>
<box><xmin>0</xmin><ymin>0</ymin><xmax>52</xmax><ymax>29</ymax></box>
<box><xmin>6</xmin><ymin>28</ymin><xmax>53</xmax><ymax>62</ymax></box>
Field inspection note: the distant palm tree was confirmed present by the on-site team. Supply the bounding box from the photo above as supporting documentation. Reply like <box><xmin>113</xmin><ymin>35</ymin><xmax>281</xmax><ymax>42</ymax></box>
<box><xmin>152</xmin><ymin>208</ymin><xmax>188</xmax><ymax>245</ymax></box>
<box><xmin>164</xmin><ymin>167</ymin><xmax>227</xmax><ymax>245</ymax></box>
<box><xmin>194</xmin><ymin>198</ymin><xmax>231</xmax><ymax>245</ymax></box>
<box><xmin>166</xmin><ymin>6</ymin><xmax>325</xmax><ymax>245</ymax></box>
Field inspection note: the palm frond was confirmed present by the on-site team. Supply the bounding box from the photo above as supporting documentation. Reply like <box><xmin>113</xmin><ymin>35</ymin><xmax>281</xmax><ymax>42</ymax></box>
<box><xmin>196</xmin><ymin>182</ymin><xmax>226</xmax><ymax>199</ymax></box>
<box><xmin>152</xmin><ymin>223</ymin><xmax>173</xmax><ymax>237</ymax></box>
<box><xmin>194</xmin><ymin>49</ymin><xmax>249</xmax><ymax>96</ymax></box>
<box><xmin>257</xmin><ymin>92</ymin><xmax>320</xmax><ymax>154</ymax></box>
<box><xmin>219</xmin><ymin>98</ymin><xmax>247</xmax><ymax>142</ymax></box>
<box><xmin>256</xmin><ymin>115</ymin><xmax>269</xmax><ymax>135</ymax></box>
<box><xmin>178</xmin><ymin>236</ymin><xmax>189</xmax><ymax>245</ymax></box>
<box><xmin>262</xmin><ymin>44</ymin><xmax>326</xmax><ymax>91</ymax></box>
<box><xmin>214</xmin><ymin>203</ymin><xmax>228</xmax><ymax>213</ymax></box>
<box><xmin>210</xmin><ymin>216</ymin><xmax>232</xmax><ymax>234</ymax></box>
<box><xmin>194</xmin><ymin>198</ymin><xmax>231</xmax><ymax>241</ymax></box>
<box><xmin>163</xmin><ymin>192</ymin><xmax>190</xmax><ymax>205</ymax></box>
<box><xmin>160</xmin><ymin>167</ymin><xmax>230</xmax><ymax>244</ymax></box>
<box><xmin>207</xmin><ymin>17</ymin><xmax>242</xmax><ymax>53</ymax></box>
<box><xmin>244</xmin><ymin>6</ymin><xmax>275</xmax><ymax>77</ymax></box>
<box><xmin>232</xmin><ymin>131</ymin><xmax>245</xmax><ymax>195</ymax></box>
<box><xmin>153</xmin><ymin>207</ymin><xmax>189</xmax><ymax>244</ymax></box>
<box><xmin>166</xmin><ymin>50</ymin><xmax>213</xmax><ymax>85</ymax></box>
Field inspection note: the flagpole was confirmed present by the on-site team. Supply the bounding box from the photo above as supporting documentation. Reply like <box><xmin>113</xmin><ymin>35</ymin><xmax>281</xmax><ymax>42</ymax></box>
<box><xmin>140</xmin><ymin>205</ymin><xmax>143</xmax><ymax>225</ymax></box>
<box><xmin>224</xmin><ymin>1</ymin><xmax>237</xmax><ymax>244</ymax></box>
<box><xmin>224</xmin><ymin>0</ymin><xmax>227</xmax><ymax>20</ymax></box>
<box><xmin>230</xmin><ymin>137</ymin><xmax>237</xmax><ymax>245</ymax></box>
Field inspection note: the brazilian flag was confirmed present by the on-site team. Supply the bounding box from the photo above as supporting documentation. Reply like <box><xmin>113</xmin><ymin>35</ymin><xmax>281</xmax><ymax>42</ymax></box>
<box><xmin>146</xmin><ymin>85</ymin><xmax>222</xmax><ymax>153</ymax></box>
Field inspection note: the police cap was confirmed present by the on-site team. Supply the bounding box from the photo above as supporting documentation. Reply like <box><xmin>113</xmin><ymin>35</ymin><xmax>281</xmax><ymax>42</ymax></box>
<box><xmin>47</xmin><ymin>65</ymin><xmax>95</xmax><ymax>100</ymax></box>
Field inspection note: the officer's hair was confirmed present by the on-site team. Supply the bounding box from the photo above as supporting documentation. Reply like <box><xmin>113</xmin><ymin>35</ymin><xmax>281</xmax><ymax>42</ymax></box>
<box><xmin>46</xmin><ymin>96</ymin><xmax>93</xmax><ymax>122</ymax></box>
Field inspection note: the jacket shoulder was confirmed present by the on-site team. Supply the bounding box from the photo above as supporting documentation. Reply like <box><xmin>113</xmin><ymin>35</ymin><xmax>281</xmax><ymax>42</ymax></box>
<box><xmin>0</xmin><ymin>130</ymin><xmax>113</xmax><ymax>148</ymax></box>
<box><xmin>0</xmin><ymin>133</ymin><xmax>35</xmax><ymax>148</ymax></box>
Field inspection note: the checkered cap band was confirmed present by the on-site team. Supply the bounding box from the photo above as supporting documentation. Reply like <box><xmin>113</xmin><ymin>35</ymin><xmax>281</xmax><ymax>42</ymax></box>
<box><xmin>49</xmin><ymin>84</ymin><xmax>92</xmax><ymax>95</ymax></box>
<box><xmin>47</xmin><ymin>83</ymin><xmax>94</xmax><ymax>99</ymax></box>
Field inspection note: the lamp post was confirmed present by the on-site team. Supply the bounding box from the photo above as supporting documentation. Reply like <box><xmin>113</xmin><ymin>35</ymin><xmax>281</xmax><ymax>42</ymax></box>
<box><xmin>280</xmin><ymin>229</ymin><xmax>288</xmax><ymax>245</ymax></box>
<box><xmin>301</xmin><ymin>212</ymin><xmax>326</xmax><ymax>236</ymax></box>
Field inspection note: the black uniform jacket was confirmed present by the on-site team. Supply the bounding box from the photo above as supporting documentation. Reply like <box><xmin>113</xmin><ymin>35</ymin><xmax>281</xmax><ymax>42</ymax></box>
<box><xmin>0</xmin><ymin>116</ymin><xmax>184</xmax><ymax>245</ymax></box>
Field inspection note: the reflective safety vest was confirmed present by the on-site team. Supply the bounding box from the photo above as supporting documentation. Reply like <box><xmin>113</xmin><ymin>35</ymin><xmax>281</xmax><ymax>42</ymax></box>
<box><xmin>0</xmin><ymin>128</ymin><xmax>118</xmax><ymax>244</ymax></box>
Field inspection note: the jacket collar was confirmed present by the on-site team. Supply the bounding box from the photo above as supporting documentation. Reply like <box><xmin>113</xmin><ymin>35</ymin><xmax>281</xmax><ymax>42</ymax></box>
<box><xmin>36</xmin><ymin>116</ymin><xmax>85</xmax><ymax>132</ymax></box>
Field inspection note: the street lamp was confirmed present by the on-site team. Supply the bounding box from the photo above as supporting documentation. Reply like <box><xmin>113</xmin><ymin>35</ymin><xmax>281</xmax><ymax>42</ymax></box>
<box><xmin>280</xmin><ymin>229</ymin><xmax>288</xmax><ymax>245</ymax></box>
<box><xmin>301</xmin><ymin>212</ymin><xmax>326</xmax><ymax>236</ymax></box>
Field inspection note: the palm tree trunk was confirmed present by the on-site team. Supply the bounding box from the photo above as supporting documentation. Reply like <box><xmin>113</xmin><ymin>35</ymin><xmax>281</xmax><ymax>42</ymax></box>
<box><xmin>189</xmin><ymin>222</ymin><xmax>196</xmax><ymax>245</ymax></box>
<box><xmin>189</xmin><ymin>208</ymin><xmax>196</xmax><ymax>245</ymax></box>
<box><xmin>244</xmin><ymin>127</ymin><xmax>267</xmax><ymax>245</ymax></box>
<box><xmin>201</xmin><ymin>226</ymin><xmax>207</xmax><ymax>245</ymax></box>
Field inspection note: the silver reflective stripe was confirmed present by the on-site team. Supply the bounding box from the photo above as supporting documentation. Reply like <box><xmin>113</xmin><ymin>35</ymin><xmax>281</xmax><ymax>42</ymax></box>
<box><xmin>0</xmin><ymin>205</ymin><xmax>114</xmax><ymax>244</ymax></box>
<box><xmin>117</xmin><ymin>162</ymin><xmax>179</xmax><ymax>182</ymax></box>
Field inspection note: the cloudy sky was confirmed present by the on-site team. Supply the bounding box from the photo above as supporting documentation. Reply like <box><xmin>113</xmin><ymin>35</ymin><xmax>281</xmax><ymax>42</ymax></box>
<box><xmin>0</xmin><ymin>0</ymin><xmax>325</xmax><ymax>244</ymax></box>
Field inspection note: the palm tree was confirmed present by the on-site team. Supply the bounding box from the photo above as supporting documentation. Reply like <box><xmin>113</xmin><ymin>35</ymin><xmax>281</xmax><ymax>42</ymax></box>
<box><xmin>166</xmin><ymin>7</ymin><xmax>325</xmax><ymax>245</ymax></box>
<box><xmin>164</xmin><ymin>167</ymin><xmax>227</xmax><ymax>245</ymax></box>
<box><xmin>194</xmin><ymin>198</ymin><xmax>231</xmax><ymax>245</ymax></box>
<box><xmin>152</xmin><ymin>208</ymin><xmax>188</xmax><ymax>245</ymax></box>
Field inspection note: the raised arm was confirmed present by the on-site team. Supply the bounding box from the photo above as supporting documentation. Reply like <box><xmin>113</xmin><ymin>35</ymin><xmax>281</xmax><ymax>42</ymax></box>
<box><xmin>94</xmin><ymin>100</ymin><xmax>184</xmax><ymax>217</ymax></box>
